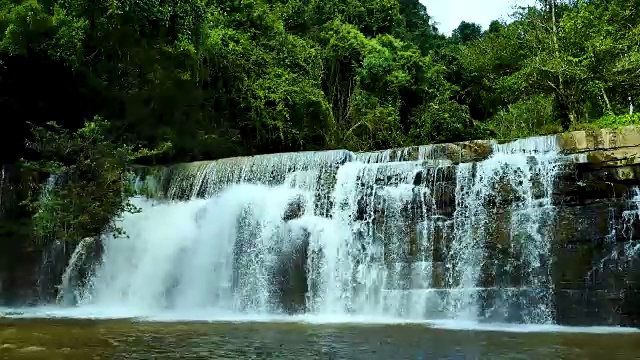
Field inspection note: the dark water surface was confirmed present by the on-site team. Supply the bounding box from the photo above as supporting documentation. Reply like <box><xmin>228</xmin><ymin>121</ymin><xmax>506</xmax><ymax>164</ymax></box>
<box><xmin>1</xmin><ymin>318</ymin><xmax>640</xmax><ymax>359</ymax></box>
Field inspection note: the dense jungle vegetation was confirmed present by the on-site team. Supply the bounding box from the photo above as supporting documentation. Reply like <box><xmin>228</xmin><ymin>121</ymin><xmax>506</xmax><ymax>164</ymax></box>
<box><xmin>0</xmin><ymin>0</ymin><xmax>640</xmax><ymax>247</ymax></box>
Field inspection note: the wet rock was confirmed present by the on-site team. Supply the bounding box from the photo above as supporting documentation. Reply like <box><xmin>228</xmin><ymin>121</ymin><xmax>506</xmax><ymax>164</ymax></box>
<box><xmin>554</xmin><ymin>288</ymin><xmax>640</xmax><ymax>327</ymax></box>
<box><xmin>558</xmin><ymin>130</ymin><xmax>593</xmax><ymax>153</ymax></box>
<box><xmin>553</xmin><ymin>202</ymin><xmax>615</xmax><ymax>245</ymax></box>
<box><xmin>458</xmin><ymin>140</ymin><xmax>494</xmax><ymax>163</ymax></box>
<box><xmin>413</xmin><ymin>171</ymin><xmax>423</xmax><ymax>186</ymax></box>
<box><xmin>283</xmin><ymin>195</ymin><xmax>305</xmax><ymax>221</ymax></box>
<box><xmin>581</xmin><ymin>147</ymin><xmax>640</xmax><ymax>170</ymax></box>
<box><xmin>421</xmin><ymin>143</ymin><xmax>474</xmax><ymax>164</ymax></box>
<box><xmin>580</xmin><ymin>165</ymin><xmax>640</xmax><ymax>182</ymax></box>
<box><xmin>273</xmin><ymin>224</ymin><xmax>310</xmax><ymax>314</ymax></box>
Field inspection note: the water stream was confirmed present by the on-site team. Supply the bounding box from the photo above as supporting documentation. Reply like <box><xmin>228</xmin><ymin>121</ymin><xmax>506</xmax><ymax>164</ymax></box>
<box><xmin>34</xmin><ymin>136</ymin><xmax>569</xmax><ymax>326</ymax></box>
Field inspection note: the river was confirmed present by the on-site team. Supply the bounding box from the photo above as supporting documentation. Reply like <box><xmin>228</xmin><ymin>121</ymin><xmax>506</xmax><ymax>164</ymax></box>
<box><xmin>1</xmin><ymin>311</ymin><xmax>640</xmax><ymax>359</ymax></box>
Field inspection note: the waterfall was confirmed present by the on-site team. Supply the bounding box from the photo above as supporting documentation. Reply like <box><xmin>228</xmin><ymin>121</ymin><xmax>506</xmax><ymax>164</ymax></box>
<box><xmin>57</xmin><ymin>237</ymin><xmax>96</xmax><ymax>305</ymax></box>
<box><xmin>58</xmin><ymin>140</ymin><xmax>564</xmax><ymax>323</ymax></box>
<box><xmin>446</xmin><ymin>136</ymin><xmax>559</xmax><ymax>323</ymax></box>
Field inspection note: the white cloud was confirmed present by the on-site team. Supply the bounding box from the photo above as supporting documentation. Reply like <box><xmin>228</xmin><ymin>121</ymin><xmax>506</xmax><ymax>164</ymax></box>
<box><xmin>421</xmin><ymin>0</ymin><xmax>538</xmax><ymax>35</ymax></box>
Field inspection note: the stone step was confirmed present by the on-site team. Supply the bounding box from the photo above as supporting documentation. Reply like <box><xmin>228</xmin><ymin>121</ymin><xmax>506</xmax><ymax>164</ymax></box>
<box><xmin>555</xmin><ymin>289</ymin><xmax>640</xmax><ymax>327</ymax></box>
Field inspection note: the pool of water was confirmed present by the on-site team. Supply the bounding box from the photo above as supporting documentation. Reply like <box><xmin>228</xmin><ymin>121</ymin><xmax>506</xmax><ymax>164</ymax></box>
<box><xmin>1</xmin><ymin>309</ymin><xmax>640</xmax><ymax>359</ymax></box>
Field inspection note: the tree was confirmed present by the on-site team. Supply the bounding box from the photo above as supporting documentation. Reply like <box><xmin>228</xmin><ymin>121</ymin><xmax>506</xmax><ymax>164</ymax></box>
<box><xmin>451</xmin><ymin>21</ymin><xmax>483</xmax><ymax>44</ymax></box>
<box><xmin>22</xmin><ymin>118</ymin><xmax>166</xmax><ymax>243</ymax></box>
<box><xmin>561</xmin><ymin>0</ymin><xmax>640</xmax><ymax>116</ymax></box>
<box><xmin>0</xmin><ymin>0</ymin><xmax>639</xmax><ymax>216</ymax></box>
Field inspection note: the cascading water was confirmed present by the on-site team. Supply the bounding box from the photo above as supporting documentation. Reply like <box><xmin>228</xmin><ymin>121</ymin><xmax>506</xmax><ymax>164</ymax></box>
<box><xmin>305</xmin><ymin>156</ymin><xmax>446</xmax><ymax>317</ymax></box>
<box><xmin>66</xmin><ymin>151</ymin><xmax>346</xmax><ymax>315</ymax></box>
<box><xmin>57</xmin><ymin>139</ymin><xmax>563</xmax><ymax>324</ymax></box>
<box><xmin>57</xmin><ymin>237</ymin><xmax>95</xmax><ymax>305</ymax></box>
<box><xmin>446</xmin><ymin>137</ymin><xmax>559</xmax><ymax>323</ymax></box>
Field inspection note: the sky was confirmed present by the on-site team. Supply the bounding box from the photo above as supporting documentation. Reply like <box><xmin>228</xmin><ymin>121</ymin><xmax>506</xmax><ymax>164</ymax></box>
<box><xmin>421</xmin><ymin>0</ymin><xmax>538</xmax><ymax>35</ymax></box>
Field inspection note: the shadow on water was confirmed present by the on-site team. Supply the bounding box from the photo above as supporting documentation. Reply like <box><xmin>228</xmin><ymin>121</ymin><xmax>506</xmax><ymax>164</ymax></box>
<box><xmin>1</xmin><ymin>318</ymin><xmax>639</xmax><ymax>359</ymax></box>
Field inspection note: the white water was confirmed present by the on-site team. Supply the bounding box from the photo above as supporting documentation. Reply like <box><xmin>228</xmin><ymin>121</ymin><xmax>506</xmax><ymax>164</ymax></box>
<box><xmin>77</xmin><ymin>185</ymin><xmax>313</xmax><ymax>314</ymax></box>
<box><xmin>1</xmin><ymin>305</ymin><xmax>638</xmax><ymax>334</ymax></box>
<box><xmin>56</xmin><ymin>237</ymin><xmax>95</xmax><ymax>305</ymax></box>
<box><xmin>11</xmin><ymin>137</ymin><xmax>636</xmax><ymax>333</ymax></box>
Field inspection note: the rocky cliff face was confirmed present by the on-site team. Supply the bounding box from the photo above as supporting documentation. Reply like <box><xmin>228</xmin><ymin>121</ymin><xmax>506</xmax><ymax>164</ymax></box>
<box><xmin>554</xmin><ymin>128</ymin><xmax>640</xmax><ymax>326</ymax></box>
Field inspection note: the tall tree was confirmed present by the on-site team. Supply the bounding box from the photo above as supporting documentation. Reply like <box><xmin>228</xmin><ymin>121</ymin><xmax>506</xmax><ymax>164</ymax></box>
<box><xmin>451</xmin><ymin>21</ymin><xmax>483</xmax><ymax>44</ymax></box>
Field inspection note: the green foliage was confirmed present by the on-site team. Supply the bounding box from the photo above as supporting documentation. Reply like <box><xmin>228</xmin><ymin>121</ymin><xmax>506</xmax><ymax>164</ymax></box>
<box><xmin>1</xmin><ymin>0</ymin><xmax>640</xmax><ymax>245</ymax></box>
<box><xmin>21</xmin><ymin>118</ymin><xmax>166</xmax><ymax>244</ymax></box>
<box><xmin>1</xmin><ymin>0</ymin><xmax>638</xmax><ymax>160</ymax></box>
<box><xmin>440</xmin><ymin>0</ymin><xmax>640</xmax><ymax>133</ymax></box>
<box><xmin>486</xmin><ymin>95</ymin><xmax>562</xmax><ymax>140</ymax></box>
<box><xmin>573</xmin><ymin>113</ymin><xmax>640</xmax><ymax>131</ymax></box>
<box><xmin>451</xmin><ymin>21</ymin><xmax>482</xmax><ymax>44</ymax></box>
<box><xmin>594</xmin><ymin>113</ymin><xmax>640</xmax><ymax>129</ymax></box>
